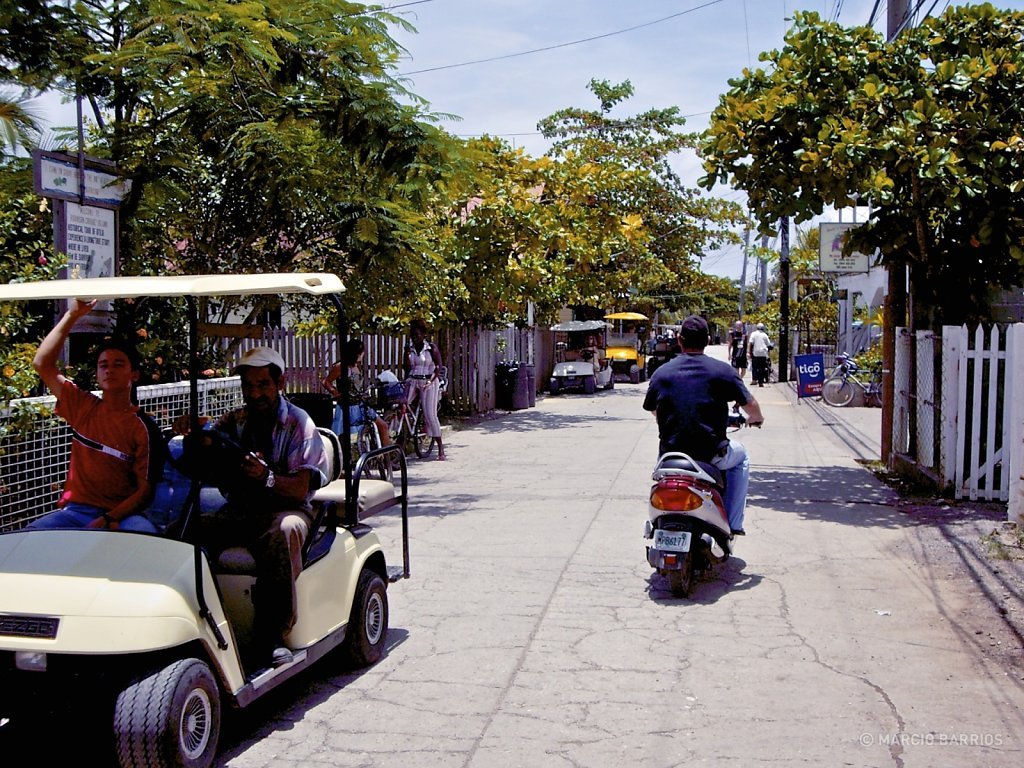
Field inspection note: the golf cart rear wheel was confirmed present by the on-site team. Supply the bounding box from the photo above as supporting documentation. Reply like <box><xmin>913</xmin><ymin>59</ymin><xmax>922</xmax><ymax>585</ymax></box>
<box><xmin>344</xmin><ymin>569</ymin><xmax>389</xmax><ymax>666</ymax></box>
<box><xmin>114</xmin><ymin>658</ymin><xmax>221</xmax><ymax>768</ymax></box>
<box><xmin>583</xmin><ymin>376</ymin><xmax>596</xmax><ymax>394</ymax></box>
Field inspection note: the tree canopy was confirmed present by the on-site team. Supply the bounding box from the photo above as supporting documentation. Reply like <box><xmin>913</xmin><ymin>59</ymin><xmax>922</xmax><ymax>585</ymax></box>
<box><xmin>700</xmin><ymin>4</ymin><xmax>1024</xmax><ymax>328</ymax></box>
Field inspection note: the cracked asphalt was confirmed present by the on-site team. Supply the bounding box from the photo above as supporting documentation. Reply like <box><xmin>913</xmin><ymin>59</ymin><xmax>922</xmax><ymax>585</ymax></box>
<box><xmin>213</xmin><ymin>345</ymin><xmax>1024</xmax><ymax>768</ymax></box>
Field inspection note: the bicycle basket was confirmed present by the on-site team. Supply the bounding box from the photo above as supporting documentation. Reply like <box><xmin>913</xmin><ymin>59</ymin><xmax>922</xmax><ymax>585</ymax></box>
<box><xmin>376</xmin><ymin>381</ymin><xmax>406</xmax><ymax>408</ymax></box>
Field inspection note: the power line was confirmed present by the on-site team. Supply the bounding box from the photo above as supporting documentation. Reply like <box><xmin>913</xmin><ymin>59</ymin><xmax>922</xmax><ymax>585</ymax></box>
<box><xmin>401</xmin><ymin>0</ymin><xmax>725</xmax><ymax>75</ymax></box>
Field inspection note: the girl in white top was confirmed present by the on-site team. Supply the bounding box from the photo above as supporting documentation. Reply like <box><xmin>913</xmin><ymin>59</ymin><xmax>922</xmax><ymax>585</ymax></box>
<box><xmin>405</xmin><ymin>319</ymin><xmax>446</xmax><ymax>460</ymax></box>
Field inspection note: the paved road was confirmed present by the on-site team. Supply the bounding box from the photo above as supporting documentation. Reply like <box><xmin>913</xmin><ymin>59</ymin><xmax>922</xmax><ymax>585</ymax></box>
<box><xmin>211</xmin><ymin>347</ymin><xmax>1023</xmax><ymax>768</ymax></box>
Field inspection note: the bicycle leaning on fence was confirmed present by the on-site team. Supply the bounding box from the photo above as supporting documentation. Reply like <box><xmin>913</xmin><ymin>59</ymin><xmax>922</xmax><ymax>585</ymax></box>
<box><xmin>377</xmin><ymin>369</ymin><xmax>448</xmax><ymax>459</ymax></box>
<box><xmin>820</xmin><ymin>354</ymin><xmax>882</xmax><ymax>407</ymax></box>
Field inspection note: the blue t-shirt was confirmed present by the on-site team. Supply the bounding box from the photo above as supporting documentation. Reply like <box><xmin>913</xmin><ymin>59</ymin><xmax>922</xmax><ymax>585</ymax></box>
<box><xmin>642</xmin><ymin>352</ymin><xmax>753</xmax><ymax>461</ymax></box>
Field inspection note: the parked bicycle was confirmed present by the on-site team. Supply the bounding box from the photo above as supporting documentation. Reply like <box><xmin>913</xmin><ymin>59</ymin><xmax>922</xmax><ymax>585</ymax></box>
<box><xmin>821</xmin><ymin>354</ymin><xmax>882</xmax><ymax>407</ymax></box>
<box><xmin>350</xmin><ymin>390</ymin><xmax>393</xmax><ymax>481</ymax></box>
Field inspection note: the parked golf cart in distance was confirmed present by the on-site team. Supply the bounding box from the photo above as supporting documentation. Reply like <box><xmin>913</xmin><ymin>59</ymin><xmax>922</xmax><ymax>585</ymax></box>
<box><xmin>0</xmin><ymin>273</ymin><xmax>409</xmax><ymax>768</ymax></box>
<box><xmin>548</xmin><ymin>319</ymin><xmax>614</xmax><ymax>395</ymax></box>
<box><xmin>604</xmin><ymin>311</ymin><xmax>648</xmax><ymax>383</ymax></box>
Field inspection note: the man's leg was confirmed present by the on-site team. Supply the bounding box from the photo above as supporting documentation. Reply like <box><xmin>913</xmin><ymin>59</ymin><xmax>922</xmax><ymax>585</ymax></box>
<box><xmin>252</xmin><ymin>509</ymin><xmax>312</xmax><ymax>661</ymax></box>
<box><xmin>713</xmin><ymin>442</ymin><xmax>750</xmax><ymax>534</ymax></box>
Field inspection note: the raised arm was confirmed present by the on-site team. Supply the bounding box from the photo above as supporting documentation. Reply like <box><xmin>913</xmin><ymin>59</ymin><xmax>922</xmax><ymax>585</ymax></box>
<box><xmin>33</xmin><ymin>298</ymin><xmax>97</xmax><ymax>396</ymax></box>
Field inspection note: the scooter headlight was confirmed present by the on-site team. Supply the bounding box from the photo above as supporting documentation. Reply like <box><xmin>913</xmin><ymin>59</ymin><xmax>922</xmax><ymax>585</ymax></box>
<box><xmin>650</xmin><ymin>484</ymin><xmax>703</xmax><ymax>511</ymax></box>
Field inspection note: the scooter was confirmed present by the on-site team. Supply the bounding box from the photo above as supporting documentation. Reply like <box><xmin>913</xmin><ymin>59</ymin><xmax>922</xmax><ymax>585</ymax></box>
<box><xmin>643</xmin><ymin>451</ymin><xmax>735</xmax><ymax>597</ymax></box>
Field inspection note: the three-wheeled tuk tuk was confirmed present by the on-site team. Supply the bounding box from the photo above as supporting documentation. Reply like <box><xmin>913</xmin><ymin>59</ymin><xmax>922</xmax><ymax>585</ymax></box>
<box><xmin>0</xmin><ymin>273</ymin><xmax>409</xmax><ymax>768</ymax></box>
<box><xmin>548</xmin><ymin>319</ymin><xmax>614</xmax><ymax>395</ymax></box>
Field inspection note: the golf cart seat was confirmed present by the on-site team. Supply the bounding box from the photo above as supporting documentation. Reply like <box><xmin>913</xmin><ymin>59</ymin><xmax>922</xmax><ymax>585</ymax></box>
<box><xmin>312</xmin><ymin>428</ymin><xmax>406</xmax><ymax>523</ymax></box>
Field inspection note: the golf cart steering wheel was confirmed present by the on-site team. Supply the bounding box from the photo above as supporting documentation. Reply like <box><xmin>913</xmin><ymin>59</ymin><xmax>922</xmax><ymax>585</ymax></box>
<box><xmin>179</xmin><ymin>427</ymin><xmax>251</xmax><ymax>483</ymax></box>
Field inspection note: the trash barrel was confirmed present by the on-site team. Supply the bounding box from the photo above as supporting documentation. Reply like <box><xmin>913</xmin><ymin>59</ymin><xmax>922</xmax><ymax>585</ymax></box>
<box><xmin>495</xmin><ymin>361</ymin><xmax>519</xmax><ymax>410</ymax></box>
<box><xmin>288</xmin><ymin>392</ymin><xmax>335</xmax><ymax>429</ymax></box>
<box><xmin>512</xmin><ymin>364</ymin><xmax>532</xmax><ymax>410</ymax></box>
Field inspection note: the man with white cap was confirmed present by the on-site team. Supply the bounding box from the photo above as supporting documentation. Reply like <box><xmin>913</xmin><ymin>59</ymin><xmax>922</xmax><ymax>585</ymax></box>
<box><xmin>176</xmin><ymin>346</ymin><xmax>327</xmax><ymax>668</ymax></box>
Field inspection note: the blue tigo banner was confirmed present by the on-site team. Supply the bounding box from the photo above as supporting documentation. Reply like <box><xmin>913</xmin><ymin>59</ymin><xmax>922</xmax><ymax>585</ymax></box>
<box><xmin>794</xmin><ymin>353</ymin><xmax>825</xmax><ymax>398</ymax></box>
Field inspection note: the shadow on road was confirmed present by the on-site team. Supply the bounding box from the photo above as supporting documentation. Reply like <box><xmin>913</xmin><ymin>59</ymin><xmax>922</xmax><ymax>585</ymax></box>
<box><xmin>748</xmin><ymin>464</ymin><xmax>904</xmax><ymax>527</ymax></box>
<box><xmin>646</xmin><ymin>556</ymin><xmax>763</xmax><ymax>604</ymax></box>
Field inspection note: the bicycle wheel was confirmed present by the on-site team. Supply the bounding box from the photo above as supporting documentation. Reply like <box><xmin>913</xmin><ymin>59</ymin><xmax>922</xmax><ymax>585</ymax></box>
<box><xmin>385</xmin><ymin>409</ymin><xmax>409</xmax><ymax>455</ymax></box>
<box><xmin>357</xmin><ymin>423</ymin><xmax>390</xmax><ymax>481</ymax></box>
<box><xmin>821</xmin><ymin>376</ymin><xmax>855</xmax><ymax>407</ymax></box>
<box><xmin>412</xmin><ymin>407</ymin><xmax>434</xmax><ymax>458</ymax></box>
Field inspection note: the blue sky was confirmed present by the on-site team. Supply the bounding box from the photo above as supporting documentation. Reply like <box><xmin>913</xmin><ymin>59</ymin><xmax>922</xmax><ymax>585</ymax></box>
<box><xmin>32</xmin><ymin>1</ymin><xmax>1024</xmax><ymax>279</ymax></box>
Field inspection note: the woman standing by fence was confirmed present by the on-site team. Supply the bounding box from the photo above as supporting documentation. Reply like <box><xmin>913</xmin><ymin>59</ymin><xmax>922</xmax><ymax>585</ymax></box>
<box><xmin>405</xmin><ymin>319</ymin><xmax>446</xmax><ymax>461</ymax></box>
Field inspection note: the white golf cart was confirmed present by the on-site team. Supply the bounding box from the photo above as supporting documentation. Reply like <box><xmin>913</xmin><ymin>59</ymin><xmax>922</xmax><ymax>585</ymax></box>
<box><xmin>548</xmin><ymin>319</ymin><xmax>614</xmax><ymax>395</ymax></box>
<box><xmin>0</xmin><ymin>274</ymin><xmax>409</xmax><ymax>768</ymax></box>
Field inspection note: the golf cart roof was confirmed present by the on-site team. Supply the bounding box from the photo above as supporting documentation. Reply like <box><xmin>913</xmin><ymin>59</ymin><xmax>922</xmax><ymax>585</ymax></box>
<box><xmin>550</xmin><ymin>320</ymin><xmax>611</xmax><ymax>333</ymax></box>
<box><xmin>0</xmin><ymin>273</ymin><xmax>344</xmax><ymax>302</ymax></box>
<box><xmin>604</xmin><ymin>312</ymin><xmax>648</xmax><ymax>321</ymax></box>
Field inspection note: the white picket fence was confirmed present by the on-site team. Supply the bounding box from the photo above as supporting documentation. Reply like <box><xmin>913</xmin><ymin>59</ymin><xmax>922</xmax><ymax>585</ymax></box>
<box><xmin>896</xmin><ymin>323</ymin><xmax>1024</xmax><ymax>520</ymax></box>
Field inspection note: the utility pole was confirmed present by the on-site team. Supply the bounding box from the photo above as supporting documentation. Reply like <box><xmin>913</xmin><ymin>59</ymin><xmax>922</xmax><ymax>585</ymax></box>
<box><xmin>739</xmin><ymin>221</ymin><xmax>750</xmax><ymax>319</ymax></box>
<box><xmin>778</xmin><ymin>217</ymin><xmax>790</xmax><ymax>383</ymax></box>
<box><xmin>881</xmin><ymin>0</ymin><xmax>910</xmax><ymax>464</ymax></box>
<box><xmin>759</xmin><ymin>235</ymin><xmax>769</xmax><ymax>306</ymax></box>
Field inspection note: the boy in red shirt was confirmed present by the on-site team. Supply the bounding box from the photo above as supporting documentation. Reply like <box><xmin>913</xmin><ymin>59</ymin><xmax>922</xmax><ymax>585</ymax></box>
<box><xmin>29</xmin><ymin>298</ymin><xmax>159</xmax><ymax>532</ymax></box>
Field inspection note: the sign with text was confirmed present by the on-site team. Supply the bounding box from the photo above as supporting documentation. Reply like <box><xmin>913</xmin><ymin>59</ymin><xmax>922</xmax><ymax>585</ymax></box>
<box><xmin>33</xmin><ymin>150</ymin><xmax>131</xmax><ymax>209</ymax></box>
<box><xmin>794</xmin><ymin>353</ymin><xmax>825</xmax><ymax>398</ymax></box>
<box><xmin>63</xmin><ymin>202</ymin><xmax>116</xmax><ymax>280</ymax></box>
<box><xmin>819</xmin><ymin>223</ymin><xmax>870</xmax><ymax>273</ymax></box>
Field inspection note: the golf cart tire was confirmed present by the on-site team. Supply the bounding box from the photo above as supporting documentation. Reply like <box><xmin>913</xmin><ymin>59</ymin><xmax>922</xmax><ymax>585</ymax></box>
<box><xmin>630</xmin><ymin>366</ymin><xmax>640</xmax><ymax>384</ymax></box>
<box><xmin>549</xmin><ymin>379</ymin><xmax>560</xmax><ymax>395</ymax></box>
<box><xmin>583</xmin><ymin>376</ymin><xmax>596</xmax><ymax>394</ymax></box>
<box><xmin>343</xmin><ymin>569</ymin><xmax>389</xmax><ymax>667</ymax></box>
<box><xmin>114</xmin><ymin>658</ymin><xmax>221</xmax><ymax>768</ymax></box>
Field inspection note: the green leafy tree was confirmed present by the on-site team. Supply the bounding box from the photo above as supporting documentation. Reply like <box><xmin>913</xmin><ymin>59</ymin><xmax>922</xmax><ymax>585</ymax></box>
<box><xmin>0</xmin><ymin>192</ymin><xmax>65</xmax><ymax>405</ymax></box>
<box><xmin>700</xmin><ymin>4</ymin><xmax>1024</xmax><ymax>328</ymax></box>
<box><xmin>0</xmin><ymin>1</ymin><xmax>472</xmax><ymax>336</ymax></box>
<box><xmin>537</xmin><ymin>79</ymin><xmax>745</xmax><ymax>317</ymax></box>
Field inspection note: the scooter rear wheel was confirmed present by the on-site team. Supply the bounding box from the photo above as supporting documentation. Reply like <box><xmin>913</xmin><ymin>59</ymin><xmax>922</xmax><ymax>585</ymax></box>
<box><xmin>667</xmin><ymin>554</ymin><xmax>698</xmax><ymax>598</ymax></box>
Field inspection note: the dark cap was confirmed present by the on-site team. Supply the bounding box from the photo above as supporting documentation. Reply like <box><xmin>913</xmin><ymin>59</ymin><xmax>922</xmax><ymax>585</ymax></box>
<box><xmin>679</xmin><ymin>315</ymin><xmax>710</xmax><ymax>347</ymax></box>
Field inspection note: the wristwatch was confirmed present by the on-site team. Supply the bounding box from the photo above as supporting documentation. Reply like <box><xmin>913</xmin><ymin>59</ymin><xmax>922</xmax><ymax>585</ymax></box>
<box><xmin>265</xmin><ymin>469</ymin><xmax>276</xmax><ymax>489</ymax></box>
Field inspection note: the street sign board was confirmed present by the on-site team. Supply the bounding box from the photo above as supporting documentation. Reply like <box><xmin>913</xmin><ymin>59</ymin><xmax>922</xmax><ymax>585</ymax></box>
<box><xmin>819</xmin><ymin>223</ymin><xmax>870</xmax><ymax>273</ymax></box>
<box><xmin>32</xmin><ymin>149</ymin><xmax>131</xmax><ymax>210</ymax></box>
<box><xmin>794</xmin><ymin>353</ymin><xmax>825</xmax><ymax>398</ymax></box>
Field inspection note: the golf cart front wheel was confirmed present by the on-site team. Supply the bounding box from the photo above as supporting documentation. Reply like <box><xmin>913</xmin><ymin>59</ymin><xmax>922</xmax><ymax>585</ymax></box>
<box><xmin>114</xmin><ymin>658</ymin><xmax>221</xmax><ymax>768</ymax></box>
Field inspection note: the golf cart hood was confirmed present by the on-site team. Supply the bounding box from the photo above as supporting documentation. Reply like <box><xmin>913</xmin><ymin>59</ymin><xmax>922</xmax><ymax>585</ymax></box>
<box><xmin>0</xmin><ymin>530</ymin><xmax>207</xmax><ymax>652</ymax></box>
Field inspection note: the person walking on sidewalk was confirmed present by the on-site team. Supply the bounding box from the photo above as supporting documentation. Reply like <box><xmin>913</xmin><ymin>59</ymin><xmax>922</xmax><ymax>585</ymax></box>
<box><xmin>748</xmin><ymin>323</ymin><xmax>773</xmax><ymax>387</ymax></box>
<box><xmin>728</xmin><ymin>320</ymin><xmax>747</xmax><ymax>379</ymax></box>
<box><xmin>643</xmin><ymin>315</ymin><xmax>764</xmax><ymax>536</ymax></box>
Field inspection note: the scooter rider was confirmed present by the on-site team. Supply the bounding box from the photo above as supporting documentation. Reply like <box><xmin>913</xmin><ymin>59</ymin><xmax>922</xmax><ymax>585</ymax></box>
<box><xmin>642</xmin><ymin>315</ymin><xmax>764</xmax><ymax>536</ymax></box>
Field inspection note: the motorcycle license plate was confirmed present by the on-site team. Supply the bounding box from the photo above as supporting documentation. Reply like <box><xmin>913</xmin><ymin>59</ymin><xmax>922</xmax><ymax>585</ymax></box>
<box><xmin>653</xmin><ymin>529</ymin><xmax>691</xmax><ymax>553</ymax></box>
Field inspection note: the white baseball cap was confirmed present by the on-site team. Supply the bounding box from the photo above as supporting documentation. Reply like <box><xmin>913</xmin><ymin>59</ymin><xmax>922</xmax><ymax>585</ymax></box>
<box><xmin>233</xmin><ymin>346</ymin><xmax>285</xmax><ymax>374</ymax></box>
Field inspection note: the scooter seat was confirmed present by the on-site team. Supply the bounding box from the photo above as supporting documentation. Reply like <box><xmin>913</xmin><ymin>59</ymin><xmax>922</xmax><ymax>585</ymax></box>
<box><xmin>657</xmin><ymin>454</ymin><xmax>724</xmax><ymax>489</ymax></box>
